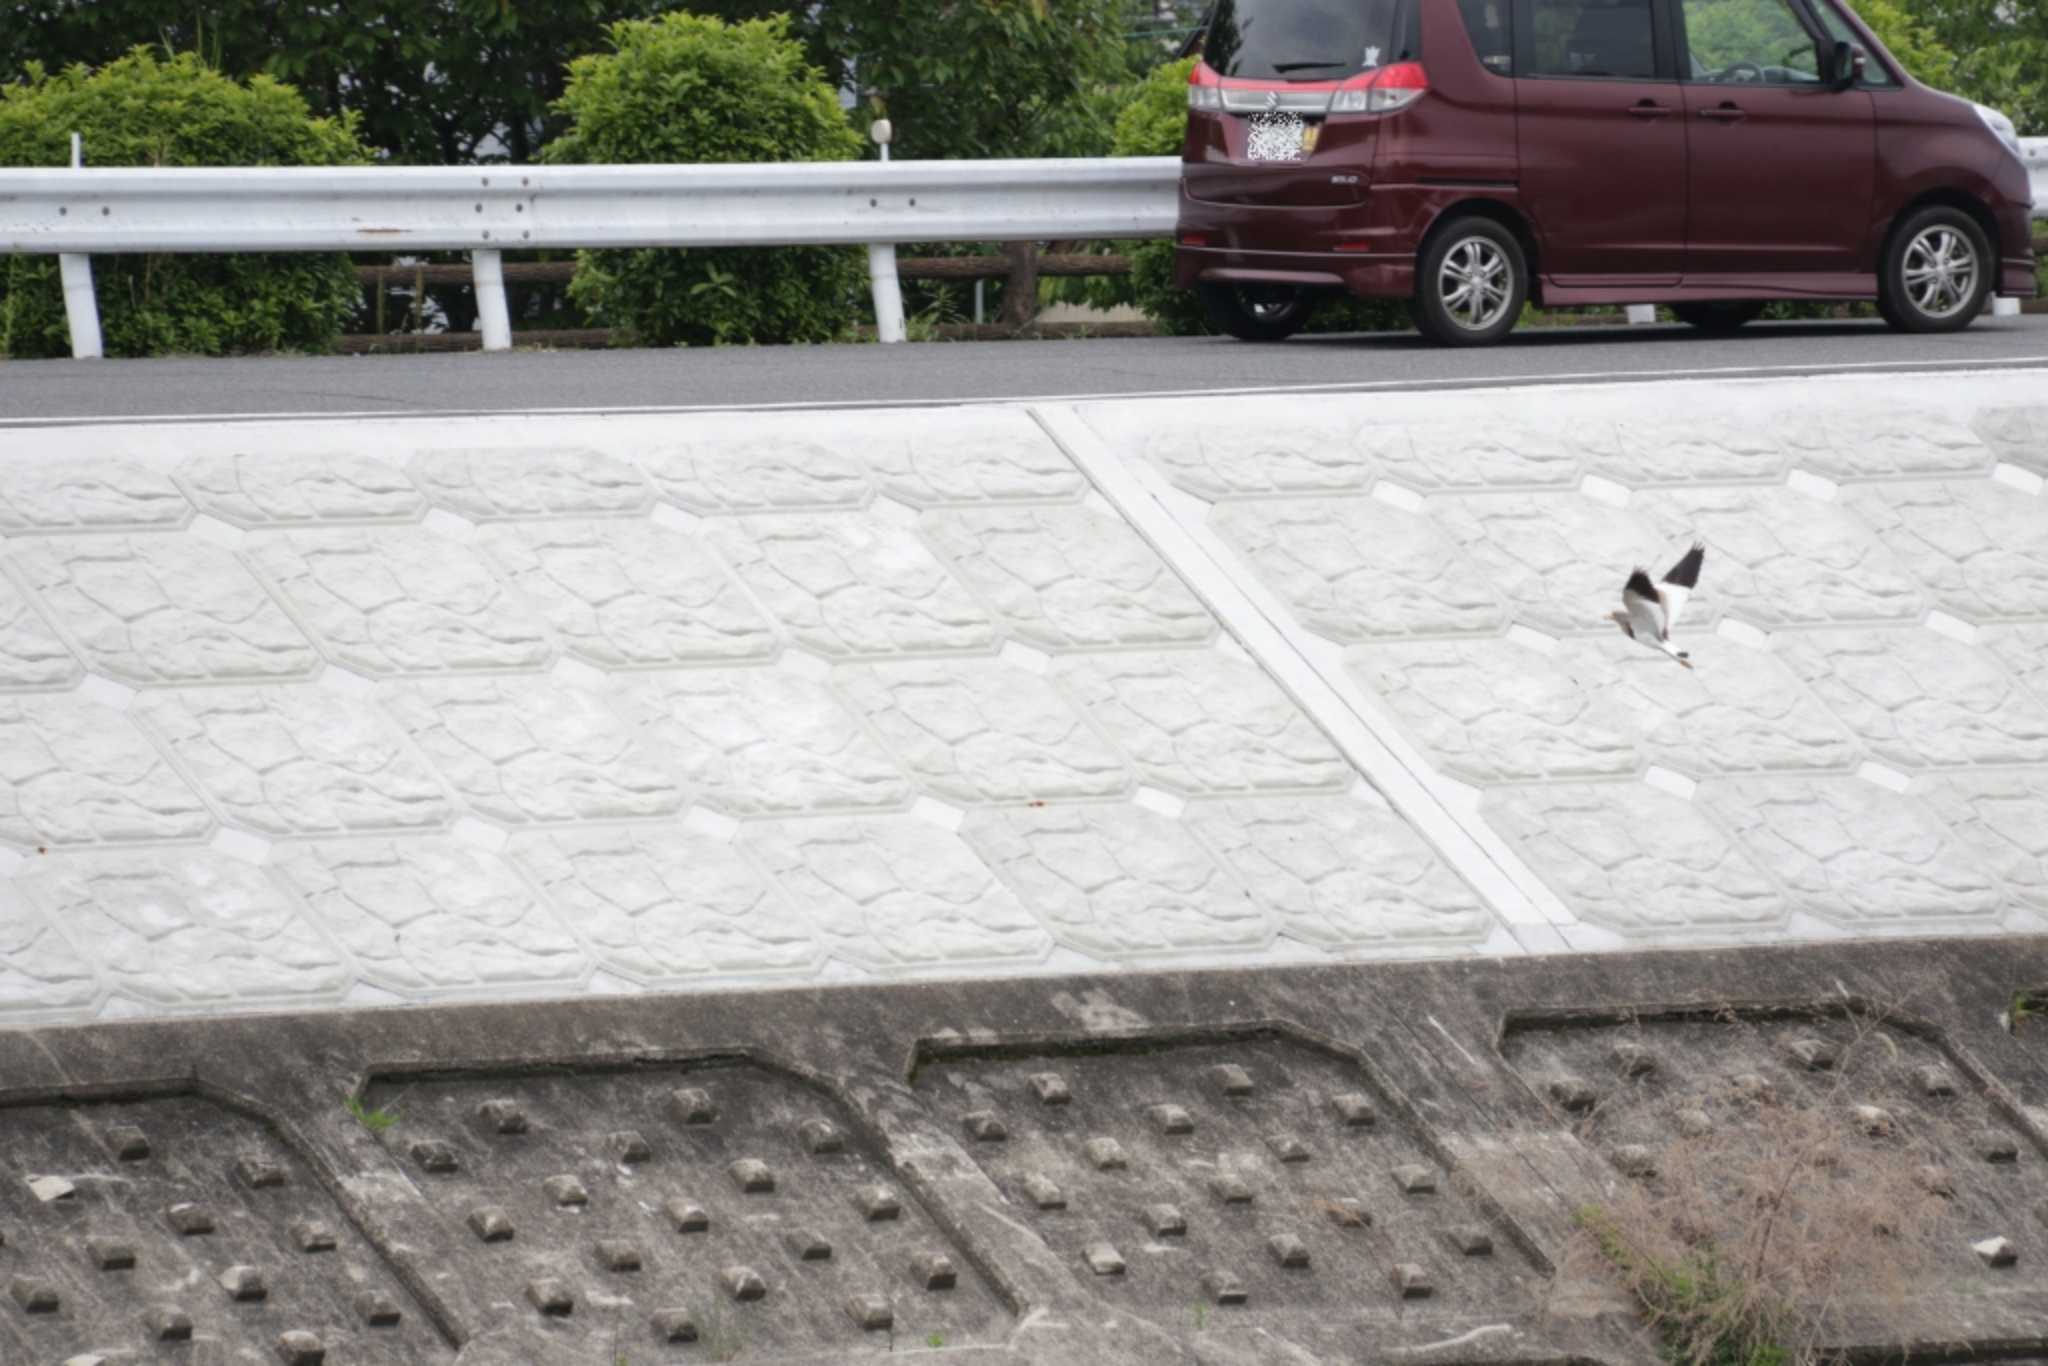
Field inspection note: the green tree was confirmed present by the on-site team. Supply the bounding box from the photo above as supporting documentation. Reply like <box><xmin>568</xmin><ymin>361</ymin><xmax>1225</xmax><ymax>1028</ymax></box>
<box><xmin>543</xmin><ymin>13</ymin><xmax>866</xmax><ymax>347</ymax></box>
<box><xmin>0</xmin><ymin>2</ymin><xmax>718</xmax><ymax>165</ymax></box>
<box><xmin>1882</xmin><ymin>0</ymin><xmax>2047</xmax><ymax>132</ymax></box>
<box><xmin>0</xmin><ymin>49</ymin><xmax>370</xmax><ymax>358</ymax></box>
<box><xmin>682</xmin><ymin>0</ymin><xmax>1135</xmax><ymax>161</ymax></box>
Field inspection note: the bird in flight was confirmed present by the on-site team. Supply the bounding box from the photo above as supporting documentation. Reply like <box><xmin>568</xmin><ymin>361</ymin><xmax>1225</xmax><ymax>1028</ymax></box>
<box><xmin>1609</xmin><ymin>542</ymin><xmax>1705</xmax><ymax>669</ymax></box>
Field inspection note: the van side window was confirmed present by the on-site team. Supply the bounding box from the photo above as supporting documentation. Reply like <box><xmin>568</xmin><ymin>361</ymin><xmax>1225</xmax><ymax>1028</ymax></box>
<box><xmin>1458</xmin><ymin>0</ymin><xmax>1515</xmax><ymax>74</ymax></box>
<box><xmin>1680</xmin><ymin>0</ymin><xmax>1821</xmax><ymax>84</ymax></box>
<box><xmin>1527</xmin><ymin>0</ymin><xmax>1659</xmax><ymax>79</ymax></box>
<box><xmin>1806</xmin><ymin>0</ymin><xmax>1900</xmax><ymax>85</ymax></box>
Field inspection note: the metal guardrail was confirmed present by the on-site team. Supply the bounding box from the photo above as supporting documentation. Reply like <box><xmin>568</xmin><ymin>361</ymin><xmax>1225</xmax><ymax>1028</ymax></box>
<box><xmin>0</xmin><ymin>158</ymin><xmax>1179</xmax><ymax>357</ymax></box>
<box><xmin>0</xmin><ymin>158</ymin><xmax>1181</xmax><ymax>254</ymax></box>
<box><xmin>1</xmin><ymin>145</ymin><xmax>2040</xmax><ymax>359</ymax></box>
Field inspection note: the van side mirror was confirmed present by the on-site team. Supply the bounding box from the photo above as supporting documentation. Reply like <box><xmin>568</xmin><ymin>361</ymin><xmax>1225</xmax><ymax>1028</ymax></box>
<box><xmin>1830</xmin><ymin>40</ymin><xmax>1866</xmax><ymax>89</ymax></box>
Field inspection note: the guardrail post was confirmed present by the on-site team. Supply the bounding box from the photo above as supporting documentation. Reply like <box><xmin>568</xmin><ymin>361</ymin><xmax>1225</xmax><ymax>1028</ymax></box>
<box><xmin>867</xmin><ymin>243</ymin><xmax>907</xmax><ymax>344</ymax></box>
<box><xmin>57</xmin><ymin>130</ymin><xmax>102</xmax><ymax>360</ymax></box>
<box><xmin>1625</xmin><ymin>304</ymin><xmax>1655</xmax><ymax>325</ymax></box>
<box><xmin>57</xmin><ymin>254</ymin><xmax>103</xmax><ymax>360</ymax></box>
<box><xmin>472</xmin><ymin>249</ymin><xmax>513</xmax><ymax>352</ymax></box>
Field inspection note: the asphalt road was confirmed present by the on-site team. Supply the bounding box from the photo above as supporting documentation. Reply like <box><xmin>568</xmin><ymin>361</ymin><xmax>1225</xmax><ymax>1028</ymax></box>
<box><xmin>2</xmin><ymin>314</ymin><xmax>2045</xmax><ymax>424</ymax></box>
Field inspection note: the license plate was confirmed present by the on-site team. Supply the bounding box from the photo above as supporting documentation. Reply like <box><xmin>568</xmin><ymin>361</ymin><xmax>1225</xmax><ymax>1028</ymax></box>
<box><xmin>1246</xmin><ymin>111</ymin><xmax>1310</xmax><ymax>163</ymax></box>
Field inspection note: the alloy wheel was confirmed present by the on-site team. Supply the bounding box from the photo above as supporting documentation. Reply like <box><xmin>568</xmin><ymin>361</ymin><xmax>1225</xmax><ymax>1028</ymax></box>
<box><xmin>1436</xmin><ymin>236</ymin><xmax>1514</xmax><ymax>332</ymax></box>
<box><xmin>1900</xmin><ymin>226</ymin><xmax>1978</xmax><ymax>321</ymax></box>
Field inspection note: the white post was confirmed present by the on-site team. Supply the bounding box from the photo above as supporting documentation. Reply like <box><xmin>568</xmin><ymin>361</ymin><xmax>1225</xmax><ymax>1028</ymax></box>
<box><xmin>472</xmin><ymin>249</ymin><xmax>512</xmax><ymax>352</ymax></box>
<box><xmin>868</xmin><ymin>243</ymin><xmax>907</xmax><ymax>345</ymax></box>
<box><xmin>865</xmin><ymin>117</ymin><xmax>906</xmax><ymax>344</ymax></box>
<box><xmin>1991</xmin><ymin>296</ymin><xmax>2020</xmax><ymax>318</ymax></box>
<box><xmin>1625</xmin><ymin>304</ymin><xmax>1656</xmax><ymax>325</ymax></box>
<box><xmin>59</xmin><ymin>132</ymin><xmax>102</xmax><ymax>360</ymax></box>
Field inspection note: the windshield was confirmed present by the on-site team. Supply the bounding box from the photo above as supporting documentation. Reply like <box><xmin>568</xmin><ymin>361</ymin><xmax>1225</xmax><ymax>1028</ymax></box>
<box><xmin>1202</xmin><ymin>0</ymin><xmax>1412</xmax><ymax>81</ymax></box>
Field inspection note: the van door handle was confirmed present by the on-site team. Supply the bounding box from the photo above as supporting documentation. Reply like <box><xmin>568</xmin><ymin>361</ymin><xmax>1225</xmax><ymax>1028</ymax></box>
<box><xmin>1698</xmin><ymin>103</ymin><xmax>1746</xmax><ymax>120</ymax></box>
<box><xmin>1627</xmin><ymin>100</ymin><xmax>1674</xmax><ymax>117</ymax></box>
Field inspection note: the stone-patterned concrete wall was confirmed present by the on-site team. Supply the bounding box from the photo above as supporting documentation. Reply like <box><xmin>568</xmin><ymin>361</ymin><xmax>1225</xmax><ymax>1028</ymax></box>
<box><xmin>0</xmin><ymin>405</ymin><xmax>1495</xmax><ymax>1028</ymax></box>
<box><xmin>3</xmin><ymin>380</ymin><xmax>2046</xmax><ymax>1026</ymax></box>
<box><xmin>1081</xmin><ymin>385</ymin><xmax>2048</xmax><ymax>949</ymax></box>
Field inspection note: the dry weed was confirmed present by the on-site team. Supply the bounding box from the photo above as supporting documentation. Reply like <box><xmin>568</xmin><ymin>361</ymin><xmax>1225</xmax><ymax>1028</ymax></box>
<box><xmin>1569</xmin><ymin>1016</ymin><xmax>1954</xmax><ymax>1366</ymax></box>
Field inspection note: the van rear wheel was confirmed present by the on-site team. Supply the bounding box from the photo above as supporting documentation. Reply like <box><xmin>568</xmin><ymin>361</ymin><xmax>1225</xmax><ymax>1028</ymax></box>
<box><xmin>1200</xmin><ymin>283</ymin><xmax>1318</xmax><ymax>341</ymax></box>
<box><xmin>1671</xmin><ymin>301</ymin><xmax>1765</xmax><ymax>333</ymax></box>
<box><xmin>1878</xmin><ymin>206</ymin><xmax>1991</xmax><ymax>334</ymax></box>
<box><xmin>1413</xmin><ymin>217</ymin><xmax>1526</xmax><ymax>347</ymax></box>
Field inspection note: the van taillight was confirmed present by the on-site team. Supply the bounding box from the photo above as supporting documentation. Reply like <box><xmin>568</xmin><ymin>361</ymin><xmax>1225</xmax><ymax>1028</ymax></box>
<box><xmin>1187</xmin><ymin>63</ymin><xmax>1223</xmax><ymax>112</ymax></box>
<box><xmin>1330</xmin><ymin>62</ymin><xmax>1429</xmax><ymax>114</ymax></box>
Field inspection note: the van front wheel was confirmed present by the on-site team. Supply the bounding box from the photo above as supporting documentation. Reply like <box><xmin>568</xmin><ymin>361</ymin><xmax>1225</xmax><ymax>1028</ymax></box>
<box><xmin>1414</xmin><ymin>218</ymin><xmax>1526</xmax><ymax>346</ymax></box>
<box><xmin>1200</xmin><ymin>283</ymin><xmax>1318</xmax><ymax>341</ymax></box>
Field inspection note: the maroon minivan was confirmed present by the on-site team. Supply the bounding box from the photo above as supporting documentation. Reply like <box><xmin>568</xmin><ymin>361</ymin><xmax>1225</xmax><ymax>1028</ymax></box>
<box><xmin>1175</xmin><ymin>0</ymin><xmax>2037</xmax><ymax>344</ymax></box>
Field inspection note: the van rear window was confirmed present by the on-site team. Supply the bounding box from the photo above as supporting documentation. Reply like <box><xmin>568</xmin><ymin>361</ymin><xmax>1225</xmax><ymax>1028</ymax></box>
<box><xmin>1201</xmin><ymin>0</ymin><xmax>1414</xmax><ymax>81</ymax></box>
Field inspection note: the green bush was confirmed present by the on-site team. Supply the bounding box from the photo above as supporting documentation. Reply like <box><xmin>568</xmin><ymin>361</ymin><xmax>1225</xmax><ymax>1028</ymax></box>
<box><xmin>0</xmin><ymin>50</ymin><xmax>369</xmax><ymax>359</ymax></box>
<box><xmin>543</xmin><ymin>14</ymin><xmax>865</xmax><ymax>348</ymax></box>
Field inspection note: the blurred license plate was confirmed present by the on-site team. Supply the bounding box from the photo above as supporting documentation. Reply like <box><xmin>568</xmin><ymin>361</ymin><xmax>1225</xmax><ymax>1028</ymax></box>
<box><xmin>1246</xmin><ymin>113</ymin><xmax>1311</xmax><ymax>163</ymax></box>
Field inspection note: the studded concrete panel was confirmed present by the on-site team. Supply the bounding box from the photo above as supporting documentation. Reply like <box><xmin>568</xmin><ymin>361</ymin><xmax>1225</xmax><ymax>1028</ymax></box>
<box><xmin>0</xmin><ymin>1089</ymin><xmax>452</xmax><ymax>1364</ymax></box>
<box><xmin>355</xmin><ymin>1061</ymin><xmax>1009</xmax><ymax>1359</ymax></box>
<box><xmin>913</xmin><ymin>1031</ymin><xmax>1542</xmax><ymax>1328</ymax></box>
<box><xmin>1501</xmin><ymin>1003</ymin><xmax>2048</xmax><ymax>1329</ymax></box>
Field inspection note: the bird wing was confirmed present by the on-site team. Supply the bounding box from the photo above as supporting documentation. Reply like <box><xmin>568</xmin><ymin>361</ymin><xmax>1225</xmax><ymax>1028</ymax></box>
<box><xmin>1622</xmin><ymin>568</ymin><xmax>1667</xmax><ymax>640</ymax></box>
<box><xmin>1658</xmin><ymin>542</ymin><xmax>1705</xmax><ymax>635</ymax></box>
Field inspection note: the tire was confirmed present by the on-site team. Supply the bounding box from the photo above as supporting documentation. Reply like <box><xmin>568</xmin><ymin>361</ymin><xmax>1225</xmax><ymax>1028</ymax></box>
<box><xmin>1199</xmin><ymin>283</ymin><xmax>1318</xmax><ymax>341</ymax></box>
<box><xmin>1671</xmin><ymin>301</ymin><xmax>1765</xmax><ymax>333</ymax></box>
<box><xmin>1878</xmin><ymin>206</ymin><xmax>1992</xmax><ymax>334</ymax></box>
<box><xmin>1412</xmin><ymin>216</ymin><xmax>1527</xmax><ymax>347</ymax></box>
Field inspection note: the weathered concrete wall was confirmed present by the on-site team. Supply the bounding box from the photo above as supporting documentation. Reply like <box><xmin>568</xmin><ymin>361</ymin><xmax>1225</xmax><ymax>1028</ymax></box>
<box><xmin>2</xmin><ymin>936</ymin><xmax>2044</xmax><ymax>1363</ymax></box>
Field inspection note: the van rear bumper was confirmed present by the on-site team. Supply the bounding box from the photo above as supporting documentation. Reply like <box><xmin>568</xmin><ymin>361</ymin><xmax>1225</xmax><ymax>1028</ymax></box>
<box><xmin>1173</xmin><ymin>245</ymin><xmax>1416</xmax><ymax>299</ymax></box>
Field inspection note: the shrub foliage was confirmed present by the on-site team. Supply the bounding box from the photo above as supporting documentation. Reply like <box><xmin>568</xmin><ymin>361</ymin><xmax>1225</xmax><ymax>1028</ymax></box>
<box><xmin>543</xmin><ymin>14</ymin><xmax>865</xmax><ymax>347</ymax></box>
<box><xmin>0</xmin><ymin>50</ymin><xmax>369</xmax><ymax>359</ymax></box>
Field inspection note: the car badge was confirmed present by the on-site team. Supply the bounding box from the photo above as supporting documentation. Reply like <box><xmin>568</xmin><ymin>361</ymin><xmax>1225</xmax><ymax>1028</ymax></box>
<box><xmin>1265</xmin><ymin>91</ymin><xmax>1280</xmax><ymax>112</ymax></box>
